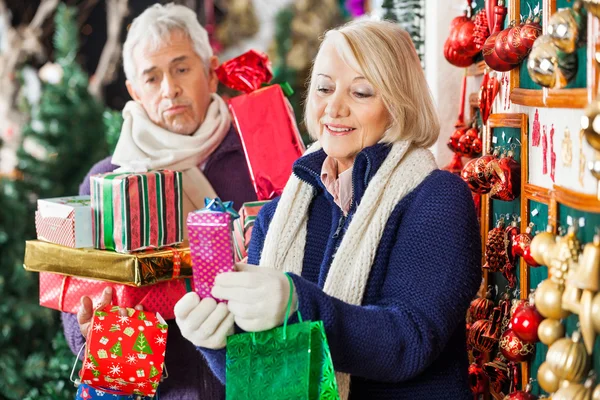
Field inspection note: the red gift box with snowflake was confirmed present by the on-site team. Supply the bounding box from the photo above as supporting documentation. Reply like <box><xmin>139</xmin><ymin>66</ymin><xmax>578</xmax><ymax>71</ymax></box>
<box><xmin>79</xmin><ymin>305</ymin><xmax>168</xmax><ymax>397</ymax></box>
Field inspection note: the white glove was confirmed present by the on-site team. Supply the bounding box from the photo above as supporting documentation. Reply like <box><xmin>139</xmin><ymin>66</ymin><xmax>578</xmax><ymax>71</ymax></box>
<box><xmin>212</xmin><ymin>263</ymin><xmax>297</xmax><ymax>333</ymax></box>
<box><xmin>174</xmin><ymin>292</ymin><xmax>235</xmax><ymax>349</ymax></box>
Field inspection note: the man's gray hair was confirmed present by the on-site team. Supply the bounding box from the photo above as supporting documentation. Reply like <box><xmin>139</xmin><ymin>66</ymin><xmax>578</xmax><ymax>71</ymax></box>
<box><xmin>123</xmin><ymin>3</ymin><xmax>212</xmax><ymax>86</ymax></box>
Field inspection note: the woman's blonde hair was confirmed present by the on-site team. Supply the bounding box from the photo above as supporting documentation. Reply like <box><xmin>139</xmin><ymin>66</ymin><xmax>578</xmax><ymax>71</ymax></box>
<box><xmin>304</xmin><ymin>20</ymin><xmax>440</xmax><ymax>148</ymax></box>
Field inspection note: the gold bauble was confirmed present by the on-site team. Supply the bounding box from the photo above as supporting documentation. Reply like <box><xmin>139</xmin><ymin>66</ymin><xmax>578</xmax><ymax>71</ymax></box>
<box><xmin>592</xmin><ymin>383</ymin><xmax>600</xmax><ymax>400</ymax></box>
<box><xmin>530</xmin><ymin>229</ymin><xmax>557</xmax><ymax>266</ymax></box>
<box><xmin>570</xmin><ymin>235</ymin><xmax>600</xmax><ymax>291</ymax></box>
<box><xmin>590</xmin><ymin>292</ymin><xmax>600</xmax><ymax>332</ymax></box>
<box><xmin>527</xmin><ymin>35</ymin><xmax>578</xmax><ymax>90</ymax></box>
<box><xmin>547</xmin><ymin>2</ymin><xmax>586</xmax><ymax>54</ymax></box>
<box><xmin>579</xmin><ymin>290</ymin><xmax>596</xmax><ymax>354</ymax></box>
<box><xmin>538</xmin><ymin>361</ymin><xmax>561</xmax><ymax>393</ymax></box>
<box><xmin>582</xmin><ymin>99</ymin><xmax>600</xmax><ymax>152</ymax></box>
<box><xmin>546</xmin><ymin>334</ymin><xmax>591</xmax><ymax>382</ymax></box>
<box><xmin>535</xmin><ymin>280</ymin><xmax>570</xmax><ymax>319</ymax></box>
<box><xmin>550</xmin><ymin>228</ymin><xmax>581</xmax><ymax>286</ymax></box>
<box><xmin>538</xmin><ymin>318</ymin><xmax>566</xmax><ymax>346</ymax></box>
<box><xmin>553</xmin><ymin>382</ymin><xmax>591</xmax><ymax>400</ymax></box>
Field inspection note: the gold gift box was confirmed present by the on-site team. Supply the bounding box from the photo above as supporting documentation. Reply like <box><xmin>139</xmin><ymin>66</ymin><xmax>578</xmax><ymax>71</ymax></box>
<box><xmin>23</xmin><ymin>240</ymin><xmax>192</xmax><ymax>287</ymax></box>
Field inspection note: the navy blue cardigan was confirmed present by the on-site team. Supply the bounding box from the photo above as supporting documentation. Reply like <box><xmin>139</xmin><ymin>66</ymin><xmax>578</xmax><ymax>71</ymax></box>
<box><xmin>202</xmin><ymin>143</ymin><xmax>482</xmax><ymax>399</ymax></box>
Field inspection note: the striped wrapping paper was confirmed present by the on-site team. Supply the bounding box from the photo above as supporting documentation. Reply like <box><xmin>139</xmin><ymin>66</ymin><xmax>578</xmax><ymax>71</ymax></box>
<box><xmin>91</xmin><ymin>170</ymin><xmax>183</xmax><ymax>253</ymax></box>
<box><xmin>232</xmin><ymin>200</ymin><xmax>269</xmax><ymax>262</ymax></box>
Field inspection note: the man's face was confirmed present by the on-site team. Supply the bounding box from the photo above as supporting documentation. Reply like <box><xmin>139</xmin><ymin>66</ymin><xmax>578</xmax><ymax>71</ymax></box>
<box><xmin>126</xmin><ymin>29</ymin><xmax>219</xmax><ymax>135</ymax></box>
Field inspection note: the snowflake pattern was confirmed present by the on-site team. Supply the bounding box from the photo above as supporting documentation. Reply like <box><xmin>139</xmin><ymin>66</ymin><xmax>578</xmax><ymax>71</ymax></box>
<box><xmin>137</xmin><ymin>381</ymin><xmax>147</xmax><ymax>388</ymax></box>
<box><xmin>108</xmin><ymin>384</ymin><xmax>120</xmax><ymax>391</ymax></box>
<box><xmin>117</xmin><ymin>315</ymin><xmax>130</xmax><ymax>324</ymax></box>
<box><xmin>109</xmin><ymin>363</ymin><xmax>122</xmax><ymax>376</ymax></box>
<box><xmin>92</xmin><ymin>323</ymin><xmax>103</xmax><ymax>332</ymax></box>
<box><xmin>126</xmin><ymin>354</ymin><xmax>137</xmax><ymax>365</ymax></box>
<box><xmin>155</xmin><ymin>336</ymin><xmax>166</xmax><ymax>346</ymax></box>
<box><xmin>83</xmin><ymin>361</ymin><xmax>96</xmax><ymax>370</ymax></box>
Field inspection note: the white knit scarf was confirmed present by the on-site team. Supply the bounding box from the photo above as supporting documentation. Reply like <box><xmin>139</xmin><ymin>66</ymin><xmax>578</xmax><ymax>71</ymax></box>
<box><xmin>259</xmin><ymin>140</ymin><xmax>438</xmax><ymax>399</ymax></box>
<box><xmin>111</xmin><ymin>94</ymin><xmax>231</xmax><ymax>220</ymax></box>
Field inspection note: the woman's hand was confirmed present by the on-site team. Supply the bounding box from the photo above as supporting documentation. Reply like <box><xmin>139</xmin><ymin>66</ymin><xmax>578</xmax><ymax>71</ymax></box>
<box><xmin>212</xmin><ymin>264</ymin><xmax>297</xmax><ymax>332</ymax></box>
<box><xmin>78</xmin><ymin>287</ymin><xmax>143</xmax><ymax>337</ymax></box>
<box><xmin>174</xmin><ymin>293</ymin><xmax>235</xmax><ymax>349</ymax></box>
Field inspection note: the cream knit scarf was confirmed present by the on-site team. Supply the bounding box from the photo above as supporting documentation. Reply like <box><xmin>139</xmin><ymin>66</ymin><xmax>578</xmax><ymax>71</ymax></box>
<box><xmin>259</xmin><ymin>140</ymin><xmax>438</xmax><ymax>399</ymax></box>
<box><xmin>112</xmin><ymin>94</ymin><xmax>231</xmax><ymax>221</ymax></box>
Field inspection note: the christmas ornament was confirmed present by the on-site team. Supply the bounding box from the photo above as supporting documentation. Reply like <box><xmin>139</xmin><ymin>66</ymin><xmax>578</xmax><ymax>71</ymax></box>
<box><xmin>469</xmin><ymin>292</ymin><xmax>495</xmax><ymax>321</ymax></box>
<box><xmin>468</xmin><ymin>318</ymin><xmax>499</xmax><ymax>352</ymax></box>
<box><xmin>484</xmin><ymin>219</ymin><xmax>510</xmax><ymax>272</ymax></box>
<box><xmin>475</xmin><ymin>153</ymin><xmax>498</xmax><ymax>188</ymax></box>
<box><xmin>561</xmin><ymin>264</ymin><xmax>583</xmax><ymax>315</ymax></box>
<box><xmin>527</xmin><ymin>34</ymin><xmax>578</xmax><ymax>89</ymax></box>
<box><xmin>591</xmin><ymin>291</ymin><xmax>600</xmax><ymax>332</ymax></box>
<box><xmin>502</xmin><ymin>383</ymin><xmax>538</xmax><ymax>400</ymax></box>
<box><xmin>547</xmin><ymin>1</ymin><xmax>586</xmax><ymax>54</ymax></box>
<box><xmin>509</xmin><ymin>302</ymin><xmax>543</xmax><ymax>342</ymax></box>
<box><xmin>582</xmin><ymin>97</ymin><xmax>600</xmax><ymax>152</ymax></box>
<box><xmin>473</xmin><ymin>9</ymin><xmax>491</xmax><ymax>47</ymax></box>
<box><xmin>548</xmin><ymin>226</ymin><xmax>581</xmax><ymax>286</ymax></box>
<box><xmin>499</xmin><ymin>328</ymin><xmax>535</xmax><ymax>362</ymax></box>
<box><xmin>570</xmin><ymin>234</ymin><xmax>600</xmax><ymax>291</ymax></box>
<box><xmin>456</xmin><ymin>16</ymin><xmax>480</xmax><ymax>58</ymax></box>
<box><xmin>546</xmin><ymin>331</ymin><xmax>591</xmax><ymax>382</ymax></box>
<box><xmin>444</xmin><ymin>9</ymin><xmax>477</xmax><ymax>67</ymax></box>
<box><xmin>444</xmin><ymin>74</ymin><xmax>468</xmax><ymax>173</ymax></box>
<box><xmin>505</xmin><ymin>220</ymin><xmax>520</xmax><ymax>265</ymax></box>
<box><xmin>511</xmin><ymin>15</ymin><xmax>543</xmax><ymax>57</ymax></box>
<box><xmin>495</xmin><ymin>23</ymin><xmax>523</xmax><ymax>64</ymax></box>
<box><xmin>532</xmin><ymin>109</ymin><xmax>541</xmax><ymax>147</ymax></box>
<box><xmin>523</xmin><ymin>246</ymin><xmax>541</xmax><ymax>267</ymax></box>
<box><xmin>479</xmin><ymin>72</ymin><xmax>501</xmax><ymax>124</ymax></box>
<box><xmin>489</xmin><ymin>152</ymin><xmax>521</xmax><ymax>201</ymax></box>
<box><xmin>578</xmin><ymin>290</ymin><xmax>596</xmax><ymax>354</ymax></box>
<box><xmin>593</xmin><ymin>383</ymin><xmax>600</xmax><ymax>400</ymax></box>
<box><xmin>462</xmin><ymin>158</ymin><xmax>490</xmax><ymax>194</ymax></box>
<box><xmin>512</xmin><ymin>223</ymin><xmax>534</xmax><ymax>258</ymax></box>
<box><xmin>552</xmin><ymin>382</ymin><xmax>592</xmax><ymax>400</ymax></box>
<box><xmin>534</xmin><ymin>279</ymin><xmax>570</xmax><ymax>319</ymax></box>
<box><xmin>542</xmin><ymin>125</ymin><xmax>549</xmax><ymax>175</ymax></box>
<box><xmin>469</xmin><ymin>362</ymin><xmax>489</xmax><ymax>396</ymax></box>
<box><xmin>483</xmin><ymin>0</ymin><xmax>515</xmax><ymax>72</ymax></box>
<box><xmin>537</xmin><ymin>361</ymin><xmax>561</xmax><ymax>393</ymax></box>
<box><xmin>483</xmin><ymin>355</ymin><xmax>510</xmax><ymax>395</ymax></box>
<box><xmin>562</xmin><ymin>127</ymin><xmax>573</xmax><ymax>167</ymax></box>
<box><xmin>550</xmin><ymin>124</ymin><xmax>557</xmax><ymax>182</ymax></box>
<box><xmin>457</xmin><ymin>122</ymin><xmax>482</xmax><ymax>157</ymax></box>
<box><xmin>529</xmin><ymin>226</ymin><xmax>556</xmax><ymax>266</ymax></box>
<box><xmin>537</xmin><ymin>318</ymin><xmax>565</xmax><ymax>346</ymax></box>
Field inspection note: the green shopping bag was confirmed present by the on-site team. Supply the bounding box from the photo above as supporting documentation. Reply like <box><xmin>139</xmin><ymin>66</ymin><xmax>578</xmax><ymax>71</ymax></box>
<box><xmin>225</xmin><ymin>274</ymin><xmax>340</xmax><ymax>399</ymax></box>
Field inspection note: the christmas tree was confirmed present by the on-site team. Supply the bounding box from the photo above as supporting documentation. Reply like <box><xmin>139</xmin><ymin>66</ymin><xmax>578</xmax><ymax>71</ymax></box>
<box><xmin>110</xmin><ymin>341</ymin><xmax>123</xmax><ymax>357</ymax></box>
<box><xmin>133</xmin><ymin>332</ymin><xmax>154</xmax><ymax>355</ymax></box>
<box><xmin>0</xmin><ymin>4</ymin><xmax>108</xmax><ymax>399</ymax></box>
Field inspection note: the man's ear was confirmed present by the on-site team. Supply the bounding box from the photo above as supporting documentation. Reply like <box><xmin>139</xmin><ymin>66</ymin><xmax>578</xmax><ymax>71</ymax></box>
<box><xmin>126</xmin><ymin>80</ymin><xmax>142</xmax><ymax>102</ymax></box>
<box><xmin>207</xmin><ymin>56</ymin><xmax>220</xmax><ymax>93</ymax></box>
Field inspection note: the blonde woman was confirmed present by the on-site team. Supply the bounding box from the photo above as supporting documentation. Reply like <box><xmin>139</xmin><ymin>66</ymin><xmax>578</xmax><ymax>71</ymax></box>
<box><xmin>176</xmin><ymin>20</ymin><xmax>481</xmax><ymax>399</ymax></box>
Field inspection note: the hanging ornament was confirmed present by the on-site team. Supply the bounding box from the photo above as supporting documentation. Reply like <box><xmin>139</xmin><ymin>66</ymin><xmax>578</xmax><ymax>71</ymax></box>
<box><xmin>537</xmin><ymin>361</ymin><xmax>561</xmax><ymax>393</ymax></box>
<box><xmin>479</xmin><ymin>71</ymin><xmax>501</xmax><ymax>124</ymax></box>
<box><xmin>548</xmin><ymin>226</ymin><xmax>580</xmax><ymax>286</ymax></box>
<box><xmin>483</xmin><ymin>306</ymin><xmax>505</xmax><ymax>341</ymax></box>
<box><xmin>537</xmin><ymin>318</ymin><xmax>565</xmax><ymax>346</ymax></box>
<box><xmin>529</xmin><ymin>225</ymin><xmax>556</xmax><ymax>266</ymax></box>
<box><xmin>484</xmin><ymin>218</ymin><xmax>510</xmax><ymax>272</ymax></box>
<box><xmin>542</xmin><ymin>125</ymin><xmax>549</xmax><ymax>174</ymax></box>
<box><xmin>444</xmin><ymin>74</ymin><xmax>468</xmax><ymax>173</ymax></box>
<box><xmin>579</xmin><ymin>290</ymin><xmax>596</xmax><ymax>354</ymax></box>
<box><xmin>552</xmin><ymin>381</ymin><xmax>592</xmax><ymax>400</ymax></box>
<box><xmin>532</xmin><ymin>109</ymin><xmax>541</xmax><ymax>147</ymax></box>
<box><xmin>502</xmin><ymin>382</ymin><xmax>538</xmax><ymax>400</ymax></box>
<box><xmin>570</xmin><ymin>235</ymin><xmax>600</xmax><ymax>291</ymax></box>
<box><xmin>509</xmin><ymin>302</ymin><xmax>543</xmax><ymax>342</ymax></box>
<box><xmin>462</xmin><ymin>158</ymin><xmax>492</xmax><ymax>193</ymax></box>
<box><xmin>512</xmin><ymin>223</ymin><xmax>534</xmax><ymax>258</ymax></box>
<box><xmin>483</xmin><ymin>355</ymin><xmax>510</xmax><ymax>396</ymax></box>
<box><xmin>534</xmin><ymin>279</ymin><xmax>570</xmax><ymax>319</ymax></box>
<box><xmin>468</xmin><ymin>318</ymin><xmax>499</xmax><ymax>352</ymax></box>
<box><xmin>469</xmin><ymin>292</ymin><xmax>496</xmax><ymax>321</ymax></box>
<box><xmin>527</xmin><ymin>34</ymin><xmax>578</xmax><ymax>89</ymax></box>
<box><xmin>579</xmin><ymin>129</ymin><xmax>586</xmax><ymax>186</ymax></box>
<box><xmin>547</xmin><ymin>1</ymin><xmax>586</xmax><ymax>54</ymax></box>
<box><xmin>546</xmin><ymin>331</ymin><xmax>591</xmax><ymax>382</ymax></box>
<box><xmin>476</xmin><ymin>152</ymin><xmax>499</xmax><ymax>187</ymax></box>
<box><xmin>473</xmin><ymin>9</ymin><xmax>491</xmax><ymax>47</ymax></box>
<box><xmin>562</xmin><ymin>127</ymin><xmax>574</xmax><ymax>167</ymax></box>
<box><xmin>505</xmin><ymin>220</ymin><xmax>520</xmax><ymax>265</ymax></box>
<box><xmin>523</xmin><ymin>245</ymin><xmax>542</xmax><ymax>267</ymax></box>
<box><xmin>495</xmin><ymin>22</ymin><xmax>522</xmax><ymax>64</ymax></box>
<box><xmin>483</xmin><ymin>0</ymin><xmax>515</xmax><ymax>72</ymax></box>
<box><xmin>591</xmin><ymin>291</ymin><xmax>600</xmax><ymax>333</ymax></box>
<box><xmin>489</xmin><ymin>152</ymin><xmax>522</xmax><ymax>201</ymax></box>
<box><xmin>499</xmin><ymin>328</ymin><xmax>536</xmax><ymax>362</ymax></box>
<box><xmin>550</xmin><ymin>124</ymin><xmax>557</xmax><ymax>182</ymax></box>
<box><xmin>469</xmin><ymin>362</ymin><xmax>489</xmax><ymax>397</ymax></box>
<box><xmin>444</xmin><ymin>8</ymin><xmax>477</xmax><ymax>67</ymax></box>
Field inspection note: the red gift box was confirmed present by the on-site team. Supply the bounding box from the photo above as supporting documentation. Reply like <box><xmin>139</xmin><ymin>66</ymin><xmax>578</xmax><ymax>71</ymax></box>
<box><xmin>216</xmin><ymin>50</ymin><xmax>305</xmax><ymax>200</ymax></box>
<box><xmin>232</xmin><ymin>200</ymin><xmax>269</xmax><ymax>262</ymax></box>
<box><xmin>80</xmin><ymin>305</ymin><xmax>168</xmax><ymax>397</ymax></box>
<box><xmin>39</xmin><ymin>272</ymin><xmax>191</xmax><ymax>320</ymax></box>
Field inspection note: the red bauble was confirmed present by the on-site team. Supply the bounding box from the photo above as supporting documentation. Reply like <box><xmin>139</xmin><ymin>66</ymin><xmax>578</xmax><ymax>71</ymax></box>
<box><xmin>474</xmin><ymin>154</ymin><xmax>496</xmax><ymax>189</ymax></box>
<box><xmin>505</xmin><ymin>23</ymin><xmax>530</xmax><ymax>59</ymax></box>
<box><xmin>512</xmin><ymin>224</ymin><xmax>533</xmax><ymax>258</ymax></box>
<box><xmin>519</xmin><ymin>17</ymin><xmax>542</xmax><ymax>49</ymax></box>
<box><xmin>457</xmin><ymin>133</ymin><xmax>475</xmax><ymax>156</ymax></box>
<box><xmin>495</xmin><ymin>26</ymin><xmax>524</xmax><ymax>64</ymax></box>
<box><xmin>447</xmin><ymin>127</ymin><xmax>467</xmax><ymax>152</ymax></box>
<box><xmin>522</xmin><ymin>245</ymin><xmax>541</xmax><ymax>267</ymax></box>
<box><xmin>462</xmin><ymin>159</ymin><xmax>485</xmax><ymax>193</ymax></box>
<box><xmin>469</xmin><ymin>295</ymin><xmax>495</xmax><ymax>321</ymax></box>
<box><xmin>468</xmin><ymin>363</ymin><xmax>489</xmax><ymax>396</ymax></box>
<box><xmin>509</xmin><ymin>303</ymin><xmax>543</xmax><ymax>342</ymax></box>
<box><xmin>479</xmin><ymin>72</ymin><xmax>500</xmax><ymax>124</ymax></box>
<box><xmin>483</xmin><ymin>31</ymin><xmax>516</xmax><ymax>72</ymax></box>
<box><xmin>504</xmin><ymin>391</ymin><xmax>538</xmax><ymax>400</ymax></box>
<box><xmin>505</xmin><ymin>221</ymin><xmax>520</xmax><ymax>265</ymax></box>
<box><xmin>499</xmin><ymin>328</ymin><xmax>535</xmax><ymax>362</ymax></box>
<box><xmin>490</xmin><ymin>154</ymin><xmax>521</xmax><ymax>201</ymax></box>
<box><xmin>444</xmin><ymin>40</ymin><xmax>476</xmax><ymax>67</ymax></box>
<box><xmin>457</xmin><ymin>20</ymin><xmax>480</xmax><ymax>57</ymax></box>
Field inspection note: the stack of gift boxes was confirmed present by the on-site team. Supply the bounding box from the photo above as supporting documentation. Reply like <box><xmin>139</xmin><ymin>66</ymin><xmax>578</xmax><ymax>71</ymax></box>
<box><xmin>23</xmin><ymin>50</ymin><xmax>304</xmax><ymax>398</ymax></box>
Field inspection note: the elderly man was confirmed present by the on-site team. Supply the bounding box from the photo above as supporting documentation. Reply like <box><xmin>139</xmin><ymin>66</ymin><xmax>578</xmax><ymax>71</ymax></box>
<box><xmin>62</xmin><ymin>3</ymin><xmax>256</xmax><ymax>398</ymax></box>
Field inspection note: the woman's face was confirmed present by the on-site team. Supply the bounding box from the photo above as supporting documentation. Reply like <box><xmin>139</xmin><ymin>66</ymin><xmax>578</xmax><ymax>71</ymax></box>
<box><xmin>308</xmin><ymin>37</ymin><xmax>390</xmax><ymax>172</ymax></box>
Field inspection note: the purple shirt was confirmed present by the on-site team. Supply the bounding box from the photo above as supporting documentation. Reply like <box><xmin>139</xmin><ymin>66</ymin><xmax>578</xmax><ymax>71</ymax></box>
<box><xmin>62</xmin><ymin>125</ymin><xmax>256</xmax><ymax>399</ymax></box>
